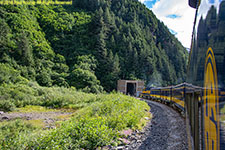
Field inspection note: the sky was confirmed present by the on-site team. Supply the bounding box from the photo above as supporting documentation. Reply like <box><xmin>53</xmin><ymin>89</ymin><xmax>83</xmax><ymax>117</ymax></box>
<box><xmin>139</xmin><ymin>0</ymin><xmax>196</xmax><ymax>48</ymax></box>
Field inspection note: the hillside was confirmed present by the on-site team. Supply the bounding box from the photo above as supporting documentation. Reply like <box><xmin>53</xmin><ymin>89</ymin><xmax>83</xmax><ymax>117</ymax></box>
<box><xmin>0</xmin><ymin>0</ymin><xmax>188</xmax><ymax>92</ymax></box>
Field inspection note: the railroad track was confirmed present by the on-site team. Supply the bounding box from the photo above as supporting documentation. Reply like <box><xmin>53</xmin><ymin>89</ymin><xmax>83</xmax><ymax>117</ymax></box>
<box><xmin>125</xmin><ymin>98</ymin><xmax>188</xmax><ymax>150</ymax></box>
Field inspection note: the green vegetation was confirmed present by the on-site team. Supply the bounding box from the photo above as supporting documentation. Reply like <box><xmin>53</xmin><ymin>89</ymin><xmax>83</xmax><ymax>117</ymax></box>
<box><xmin>0</xmin><ymin>0</ymin><xmax>188</xmax><ymax>92</ymax></box>
<box><xmin>0</xmin><ymin>82</ymin><xmax>97</xmax><ymax>112</ymax></box>
<box><xmin>0</xmin><ymin>85</ymin><xmax>150</xmax><ymax>149</ymax></box>
<box><xmin>13</xmin><ymin>105</ymin><xmax>59</xmax><ymax>113</ymax></box>
<box><xmin>0</xmin><ymin>0</ymin><xmax>187</xmax><ymax>149</ymax></box>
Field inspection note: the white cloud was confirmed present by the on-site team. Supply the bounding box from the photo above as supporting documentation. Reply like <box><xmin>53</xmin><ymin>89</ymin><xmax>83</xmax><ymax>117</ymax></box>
<box><xmin>139</xmin><ymin>0</ymin><xmax>146</xmax><ymax>3</ymax></box>
<box><xmin>153</xmin><ymin>0</ymin><xmax>196</xmax><ymax>48</ymax></box>
<box><xmin>139</xmin><ymin>0</ymin><xmax>154</xmax><ymax>3</ymax></box>
<box><xmin>139</xmin><ymin>0</ymin><xmax>196</xmax><ymax>48</ymax></box>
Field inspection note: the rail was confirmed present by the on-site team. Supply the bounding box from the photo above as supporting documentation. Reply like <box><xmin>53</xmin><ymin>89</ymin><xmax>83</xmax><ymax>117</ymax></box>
<box><xmin>140</xmin><ymin>82</ymin><xmax>218</xmax><ymax>150</ymax></box>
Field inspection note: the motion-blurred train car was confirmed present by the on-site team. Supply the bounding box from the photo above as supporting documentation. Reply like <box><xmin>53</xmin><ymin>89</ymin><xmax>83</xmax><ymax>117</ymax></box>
<box><xmin>141</xmin><ymin>0</ymin><xmax>225</xmax><ymax>149</ymax></box>
<box><xmin>188</xmin><ymin>0</ymin><xmax>225</xmax><ymax>149</ymax></box>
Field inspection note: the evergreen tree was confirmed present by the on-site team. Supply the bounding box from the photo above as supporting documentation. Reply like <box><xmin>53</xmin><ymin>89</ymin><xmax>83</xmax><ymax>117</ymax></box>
<box><xmin>0</xmin><ymin>0</ymin><xmax>190</xmax><ymax>91</ymax></box>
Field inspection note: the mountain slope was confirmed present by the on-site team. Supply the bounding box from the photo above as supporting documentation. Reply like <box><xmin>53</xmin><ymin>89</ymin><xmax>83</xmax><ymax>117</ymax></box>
<box><xmin>0</xmin><ymin>0</ymin><xmax>188</xmax><ymax>92</ymax></box>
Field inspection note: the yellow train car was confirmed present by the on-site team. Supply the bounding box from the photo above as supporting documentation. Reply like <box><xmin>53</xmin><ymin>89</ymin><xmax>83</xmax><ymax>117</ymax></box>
<box><xmin>141</xmin><ymin>1</ymin><xmax>225</xmax><ymax>149</ymax></box>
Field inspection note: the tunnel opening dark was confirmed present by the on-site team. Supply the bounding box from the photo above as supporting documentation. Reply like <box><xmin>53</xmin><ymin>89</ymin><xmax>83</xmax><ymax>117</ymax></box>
<box><xmin>126</xmin><ymin>83</ymin><xmax>136</xmax><ymax>96</ymax></box>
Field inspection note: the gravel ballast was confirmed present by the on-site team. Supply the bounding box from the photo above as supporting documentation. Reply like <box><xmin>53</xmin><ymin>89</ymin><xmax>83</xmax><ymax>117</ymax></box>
<box><xmin>123</xmin><ymin>99</ymin><xmax>188</xmax><ymax>150</ymax></box>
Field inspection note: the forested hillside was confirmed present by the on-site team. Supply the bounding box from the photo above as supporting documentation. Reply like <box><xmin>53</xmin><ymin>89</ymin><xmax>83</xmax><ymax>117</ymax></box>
<box><xmin>0</xmin><ymin>0</ymin><xmax>188</xmax><ymax>92</ymax></box>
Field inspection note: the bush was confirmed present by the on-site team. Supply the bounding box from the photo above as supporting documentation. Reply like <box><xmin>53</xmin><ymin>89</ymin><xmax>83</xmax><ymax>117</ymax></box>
<box><xmin>69</xmin><ymin>68</ymin><xmax>103</xmax><ymax>93</ymax></box>
<box><xmin>0</xmin><ymin>120</ymin><xmax>38</xmax><ymax>150</ymax></box>
<box><xmin>80</xmin><ymin>94</ymin><xmax>150</xmax><ymax>130</ymax></box>
<box><xmin>27</xmin><ymin>117</ymin><xmax>117</xmax><ymax>149</ymax></box>
<box><xmin>0</xmin><ymin>63</ymin><xmax>27</xmax><ymax>85</ymax></box>
<box><xmin>0</xmin><ymin>82</ymin><xmax>98</xmax><ymax>109</ymax></box>
<box><xmin>36</xmin><ymin>71</ymin><xmax>52</xmax><ymax>87</ymax></box>
<box><xmin>0</xmin><ymin>92</ymin><xmax>150</xmax><ymax>149</ymax></box>
<box><xmin>0</xmin><ymin>100</ymin><xmax>16</xmax><ymax>112</ymax></box>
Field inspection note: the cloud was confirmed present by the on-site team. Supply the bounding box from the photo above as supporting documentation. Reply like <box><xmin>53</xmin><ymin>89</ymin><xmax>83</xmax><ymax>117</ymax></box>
<box><xmin>166</xmin><ymin>14</ymin><xmax>181</xmax><ymax>19</ymax></box>
<box><xmin>139</xmin><ymin>0</ymin><xmax>146</xmax><ymax>3</ymax></box>
<box><xmin>152</xmin><ymin>0</ymin><xmax>196</xmax><ymax>48</ymax></box>
<box><xmin>139</xmin><ymin>0</ymin><xmax>154</xmax><ymax>3</ymax></box>
<box><xmin>139</xmin><ymin>0</ymin><xmax>196</xmax><ymax>48</ymax></box>
<box><xmin>140</xmin><ymin>0</ymin><xmax>222</xmax><ymax>48</ymax></box>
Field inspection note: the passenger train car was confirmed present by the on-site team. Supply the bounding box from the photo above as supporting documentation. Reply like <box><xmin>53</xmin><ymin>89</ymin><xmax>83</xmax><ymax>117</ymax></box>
<box><xmin>141</xmin><ymin>0</ymin><xmax>225</xmax><ymax>149</ymax></box>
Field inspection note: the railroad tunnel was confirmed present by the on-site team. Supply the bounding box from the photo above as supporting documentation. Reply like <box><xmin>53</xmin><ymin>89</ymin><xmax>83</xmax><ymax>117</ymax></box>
<box><xmin>126</xmin><ymin>83</ymin><xmax>136</xmax><ymax>96</ymax></box>
<box><xmin>117</xmin><ymin>80</ymin><xmax>144</xmax><ymax>97</ymax></box>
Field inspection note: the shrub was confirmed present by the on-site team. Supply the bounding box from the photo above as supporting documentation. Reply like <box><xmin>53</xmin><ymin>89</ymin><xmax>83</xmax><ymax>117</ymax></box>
<box><xmin>0</xmin><ymin>92</ymin><xmax>150</xmax><ymax>149</ymax></box>
<box><xmin>0</xmin><ymin>120</ymin><xmax>38</xmax><ymax>150</ymax></box>
<box><xmin>0</xmin><ymin>82</ymin><xmax>98</xmax><ymax>109</ymax></box>
<box><xmin>27</xmin><ymin>117</ymin><xmax>117</xmax><ymax>149</ymax></box>
<box><xmin>0</xmin><ymin>63</ymin><xmax>27</xmax><ymax>85</ymax></box>
<box><xmin>69</xmin><ymin>68</ymin><xmax>103</xmax><ymax>93</ymax></box>
<box><xmin>0</xmin><ymin>100</ymin><xmax>16</xmax><ymax>112</ymax></box>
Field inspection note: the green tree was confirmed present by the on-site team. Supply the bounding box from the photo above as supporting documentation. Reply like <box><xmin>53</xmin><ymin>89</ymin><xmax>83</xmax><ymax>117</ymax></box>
<box><xmin>69</xmin><ymin>68</ymin><xmax>103</xmax><ymax>93</ymax></box>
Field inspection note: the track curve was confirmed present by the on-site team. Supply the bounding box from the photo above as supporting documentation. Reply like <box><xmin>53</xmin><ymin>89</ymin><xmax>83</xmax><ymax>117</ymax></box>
<box><xmin>127</xmin><ymin>99</ymin><xmax>188</xmax><ymax>150</ymax></box>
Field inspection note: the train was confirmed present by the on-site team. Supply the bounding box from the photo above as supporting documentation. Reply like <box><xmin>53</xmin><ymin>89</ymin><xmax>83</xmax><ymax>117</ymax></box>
<box><xmin>140</xmin><ymin>0</ymin><xmax>225</xmax><ymax>150</ymax></box>
<box><xmin>140</xmin><ymin>83</ymin><xmax>202</xmax><ymax>112</ymax></box>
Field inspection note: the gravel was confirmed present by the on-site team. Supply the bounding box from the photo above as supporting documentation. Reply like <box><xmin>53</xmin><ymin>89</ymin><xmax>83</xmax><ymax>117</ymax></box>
<box><xmin>116</xmin><ymin>99</ymin><xmax>188</xmax><ymax>150</ymax></box>
<box><xmin>0</xmin><ymin>111</ymin><xmax>72</xmax><ymax>128</ymax></box>
<box><xmin>0</xmin><ymin>111</ymin><xmax>72</xmax><ymax>121</ymax></box>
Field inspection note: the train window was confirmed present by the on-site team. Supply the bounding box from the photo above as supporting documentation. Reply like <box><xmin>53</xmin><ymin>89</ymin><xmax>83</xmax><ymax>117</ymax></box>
<box><xmin>145</xmin><ymin>87</ymin><xmax>151</xmax><ymax>90</ymax></box>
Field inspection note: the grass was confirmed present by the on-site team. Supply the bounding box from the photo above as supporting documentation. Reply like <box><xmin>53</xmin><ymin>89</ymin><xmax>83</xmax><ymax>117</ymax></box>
<box><xmin>12</xmin><ymin>105</ymin><xmax>59</xmax><ymax>113</ymax></box>
<box><xmin>0</xmin><ymin>82</ymin><xmax>97</xmax><ymax>112</ymax></box>
<box><xmin>25</xmin><ymin>120</ymin><xmax>45</xmax><ymax>128</ymax></box>
<box><xmin>56</xmin><ymin>114</ymin><xmax>73</xmax><ymax>120</ymax></box>
<box><xmin>136</xmin><ymin>112</ymin><xmax>152</xmax><ymax>130</ymax></box>
<box><xmin>0</xmin><ymin>82</ymin><xmax>151</xmax><ymax>149</ymax></box>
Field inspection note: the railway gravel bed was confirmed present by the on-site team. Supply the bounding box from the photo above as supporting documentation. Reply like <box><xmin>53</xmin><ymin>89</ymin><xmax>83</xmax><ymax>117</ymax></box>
<box><xmin>121</xmin><ymin>99</ymin><xmax>188</xmax><ymax>150</ymax></box>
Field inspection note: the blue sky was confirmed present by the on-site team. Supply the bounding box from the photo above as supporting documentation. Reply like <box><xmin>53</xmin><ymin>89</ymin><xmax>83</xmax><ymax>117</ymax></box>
<box><xmin>139</xmin><ymin>0</ymin><xmax>196</xmax><ymax>48</ymax></box>
<box><xmin>143</xmin><ymin>0</ymin><xmax>158</xmax><ymax>8</ymax></box>
<box><xmin>139</xmin><ymin>0</ymin><xmax>222</xmax><ymax>48</ymax></box>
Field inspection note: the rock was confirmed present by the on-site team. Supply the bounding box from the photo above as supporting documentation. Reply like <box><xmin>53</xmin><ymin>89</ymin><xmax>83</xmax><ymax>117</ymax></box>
<box><xmin>45</xmin><ymin>126</ymin><xmax>50</xmax><ymax>129</ymax></box>
<box><xmin>129</xmin><ymin>135</ymin><xmax>136</xmax><ymax>140</ymax></box>
<box><xmin>26</xmin><ymin>116</ymin><xmax>32</xmax><ymax>120</ymax></box>
<box><xmin>2</xmin><ymin>116</ymin><xmax>9</xmax><ymax>120</ymax></box>
<box><xmin>116</xmin><ymin>146</ymin><xmax>124</xmax><ymax>150</ymax></box>
<box><xmin>140</xmin><ymin>131</ymin><xmax>145</xmax><ymax>134</ymax></box>
<box><xmin>101</xmin><ymin>146</ymin><xmax>110</xmax><ymax>150</ymax></box>
<box><xmin>137</xmin><ymin>140</ymin><xmax>142</xmax><ymax>143</ymax></box>
<box><xmin>120</xmin><ymin>129</ymin><xmax>133</xmax><ymax>136</ymax></box>
<box><xmin>119</xmin><ymin>138</ymin><xmax>130</xmax><ymax>145</ymax></box>
<box><xmin>0</xmin><ymin>111</ymin><xmax>4</xmax><ymax>115</ymax></box>
<box><xmin>144</xmin><ymin>117</ymin><xmax>150</xmax><ymax>120</ymax></box>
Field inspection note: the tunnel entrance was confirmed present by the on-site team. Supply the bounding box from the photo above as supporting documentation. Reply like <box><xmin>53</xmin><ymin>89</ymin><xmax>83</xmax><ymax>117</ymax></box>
<box><xmin>126</xmin><ymin>83</ymin><xmax>136</xmax><ymax>96</ymax></box>
<box><xmin>117</xmin><ymin>80</ymin><xmax>144</xmax><ymax>97</ymax></box>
